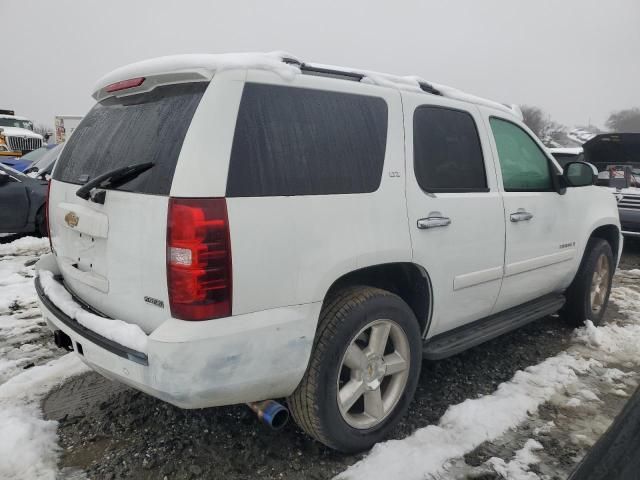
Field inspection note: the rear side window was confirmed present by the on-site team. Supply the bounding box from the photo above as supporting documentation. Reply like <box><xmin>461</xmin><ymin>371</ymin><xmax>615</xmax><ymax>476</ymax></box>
<box><xmin>53</xmin><ymin>82</ymin><xmax>207</xmax><ymax>195</ymax></box>
<box><xmin>226</xmin><ymin>83</ymin><xmax>388</xmax><ymax>197</ymax></box>
<box><xmin>413</xmin><ymin>106</ymin><xmax>487</xmax><ymax>192</ymax></box>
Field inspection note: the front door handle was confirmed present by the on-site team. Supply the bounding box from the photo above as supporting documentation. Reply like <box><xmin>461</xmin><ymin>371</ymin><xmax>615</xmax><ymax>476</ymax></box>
<box><xmin>510</xmin><ymin>209</ymin><xmax>534</xmax><ymax>222</ymax></box>
<box><xmin>417</xmin><ymin>212</ymin><xmax>451</xmax><ymax>230</ymax></box>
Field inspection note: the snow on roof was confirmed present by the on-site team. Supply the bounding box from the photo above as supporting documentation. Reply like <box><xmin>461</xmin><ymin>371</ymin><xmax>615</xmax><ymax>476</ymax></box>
<box><xmin>0</xmin><ymin>114</ymin><xmax>29</xmax><ymax>121</ymax></box>
<box><xmin>93</xmin><ymin>52</ymin><xmax>520</xmax><ymax>117</ymax></box>
<box><xmin>306</xmin><ymin>62</ymin><xmax>519</xmax><ymax>117</ymax></box>
<box><xmin>92</xmin><ymin>51</ymin><xmax>301</xmax><ymax>97</ymax></box>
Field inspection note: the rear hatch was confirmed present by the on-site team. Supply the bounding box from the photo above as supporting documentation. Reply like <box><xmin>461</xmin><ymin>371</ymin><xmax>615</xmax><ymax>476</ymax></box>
<box><xmin>49</xmin><ymin>82</ymin><xmax>207</xmax><ymax>333</ymax></box>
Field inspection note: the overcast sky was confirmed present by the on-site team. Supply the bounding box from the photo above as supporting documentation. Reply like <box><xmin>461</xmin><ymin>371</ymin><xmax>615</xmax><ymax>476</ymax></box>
<box><xmin>1</xmin><ymin>0</ymin><xmax>639</xmax><ymax>129</ymax></box>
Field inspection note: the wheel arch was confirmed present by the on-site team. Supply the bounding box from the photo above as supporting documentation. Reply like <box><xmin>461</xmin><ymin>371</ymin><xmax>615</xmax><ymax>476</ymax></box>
<box><xmin>589</xmin><ymin>224</ymin><xmax>621</xmax><ymax>261</ymax></box>
<box><xmin>323</xmin><ymin>262</ymin><xmax>432</xmax><ymax>336</ymax></box>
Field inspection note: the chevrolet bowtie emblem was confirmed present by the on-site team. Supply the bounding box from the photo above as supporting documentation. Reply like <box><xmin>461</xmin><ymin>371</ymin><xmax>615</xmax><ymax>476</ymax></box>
<box><xmin>65</xmin><ymin>211</ymin><xmax>79</xmax><ymax>228</ymax></box>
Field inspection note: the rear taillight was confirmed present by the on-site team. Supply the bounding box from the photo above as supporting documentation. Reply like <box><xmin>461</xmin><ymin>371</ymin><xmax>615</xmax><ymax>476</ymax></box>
<box><xmin>167</xmin><ymin>198</ymin><xmax>232</xmax><ymax>321</ymax></box>
<box><xmin>46</xmin><ymin>180</ymin><xmax>52</xmax><ymax>250</ymax></box>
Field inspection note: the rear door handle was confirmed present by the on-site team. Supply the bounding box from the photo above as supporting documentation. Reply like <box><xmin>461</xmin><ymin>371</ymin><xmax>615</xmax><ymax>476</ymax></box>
<box><xmin>510</xmin><ymin>209</ymin><xmax>534</xmax><ymax>222</ymax></box>
<box><xmin>417</xmin><ymin>212</ymin><xmax>451</xmax><ymax>229</ymax></box>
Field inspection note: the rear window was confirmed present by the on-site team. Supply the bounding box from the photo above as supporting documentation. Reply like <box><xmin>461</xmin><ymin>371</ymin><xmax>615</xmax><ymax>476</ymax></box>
<box><xmin>53</xmin><ymin>82</ymin><xmax>207</xmax><ymax>195</ymax></box>
<box><xmin>226</xmin><ymin>83</ymin><xmax>388</xmax><ymax>197</ymax></box>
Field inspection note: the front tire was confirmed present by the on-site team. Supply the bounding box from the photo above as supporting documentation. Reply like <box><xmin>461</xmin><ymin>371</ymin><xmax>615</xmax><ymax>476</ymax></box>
<box><xmin>287</xmin><ymin>286</ymin><xmax>422</xmax><ymax>453</ymax></box>
<box><xmin>563</xmin><ymin>238</ymin><xmax>614</xmax><ymax>327</ymax></box>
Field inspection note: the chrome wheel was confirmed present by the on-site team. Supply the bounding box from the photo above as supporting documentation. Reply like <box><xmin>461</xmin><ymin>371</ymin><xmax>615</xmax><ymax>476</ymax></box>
<box><xmin>336</xmin><ymin>319</ymin><xmax>411</xmax><ymax>429</ymax></box>
<box><xmin>590</xmin><ymin>253</ymin><xmax>611</xmax><ymax>314</ymax></box>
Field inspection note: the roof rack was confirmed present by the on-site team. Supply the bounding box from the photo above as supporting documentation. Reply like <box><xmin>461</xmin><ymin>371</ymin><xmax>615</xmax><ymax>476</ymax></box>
<box><xmin>283</xmin><ymin>57</ymin><xmax>441</xmax><ymax>94</ymax></box>
<box><xmin>280</xmin><ymin>56</ymin><xmax>525</xmax><ymax>117</ymax></box>
<box><xmin>0</xmin><ymin>109</ymin><xmax>15</xmax><ymax>116</ymax></box>
<box><xmin>283</xmin><ymin>57</ymin><xmax>365</xmax><ymax>82</ymax></box>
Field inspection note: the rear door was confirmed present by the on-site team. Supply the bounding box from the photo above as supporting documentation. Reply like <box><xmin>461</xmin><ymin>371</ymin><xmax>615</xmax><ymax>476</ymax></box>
<box><xmin>403</xmin><ymin>94</ymin><xmax>506</xmax><ymax>337</ymax></box>
<box><xmin>49</xmin><ymin>81</ymin><xmax>208</xmax><ymax>333</ymax></box>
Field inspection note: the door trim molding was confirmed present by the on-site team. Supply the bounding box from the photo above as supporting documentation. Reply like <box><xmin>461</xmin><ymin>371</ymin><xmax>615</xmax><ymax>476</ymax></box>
<box><xmin>453</xmin><ymin>265</ymin><xmax>503</xmax><ymax>291</ymax></box>
<box><xmin>505</xmin><ymin>249</ymin><xmax>576</xmax><ymax>277</ymax></box>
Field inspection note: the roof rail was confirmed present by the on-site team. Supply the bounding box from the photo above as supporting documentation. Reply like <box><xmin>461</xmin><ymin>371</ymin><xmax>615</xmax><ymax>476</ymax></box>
<box><xmin>283</xmin><ymin>57</ymin><xmax>365</xmax><ymax>82</ymax></box>
<box><xmin>418</xmin><ymin>82</ymin><xmax>441</xmax><ymax>95</ymax></box>
<box><xmin>282</xmin><ymin>57</ymin><xmax>443</xmax><ymax>94</ymax></box>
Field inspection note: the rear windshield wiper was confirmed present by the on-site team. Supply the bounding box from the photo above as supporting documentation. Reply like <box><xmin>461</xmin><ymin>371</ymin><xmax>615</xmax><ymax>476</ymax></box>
<box><xmin>76</xmin><ymin>162</ymin><xmax>155</xmax><ymax>203</ymax></box>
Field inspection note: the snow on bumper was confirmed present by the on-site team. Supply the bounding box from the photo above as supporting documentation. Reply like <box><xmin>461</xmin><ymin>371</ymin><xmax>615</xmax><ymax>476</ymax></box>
<box><xmin>35</xmin><ymin>254</ymin><xmax>319</xmax><ymax>408</ymax></box>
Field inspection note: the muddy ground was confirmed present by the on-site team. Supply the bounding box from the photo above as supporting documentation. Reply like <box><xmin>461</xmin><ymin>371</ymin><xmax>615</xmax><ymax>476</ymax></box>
<box><xmin>45</xmin><ymin>239</ymin><xmax>640</xmax><ymax>480</ymax></box>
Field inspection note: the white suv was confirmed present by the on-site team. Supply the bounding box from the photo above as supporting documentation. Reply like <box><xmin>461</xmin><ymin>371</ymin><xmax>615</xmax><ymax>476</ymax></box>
<box><xmin>36</xmin><ymin>52</ymin><xmax>622</xmax><ymax>452</ymax></box>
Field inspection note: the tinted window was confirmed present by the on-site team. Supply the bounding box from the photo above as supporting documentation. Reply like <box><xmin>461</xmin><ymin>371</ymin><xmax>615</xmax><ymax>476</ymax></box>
<box><xmin>413</xmin><ymin>106</ymin><xmax>487</xmax><ymax>192</ymax></box>
<box><xmin>53</xmin><ymin>83</ymin><xmax>207</xmax><ymax>195</ymax></box>
<box><xmin>226</xmin><ymin>83</ymin><xmax>388</xmax><ymax>197</ymax></box>
<box><xmin>490</xmin><ymin>118</ymin><xmax>552</xmax><ymax>191</ymax></box>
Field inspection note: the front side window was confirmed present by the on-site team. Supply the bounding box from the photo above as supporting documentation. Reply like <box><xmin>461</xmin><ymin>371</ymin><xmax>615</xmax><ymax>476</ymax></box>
<box><xmin>413</xmin><ymin>106</ymin><xmax>487</xmax><ymax>192</ymax></box>
<box><xmin>490</xmin><ymin>118</ymin><xmax>553</xmax><ymax>191</ymax></box>
<box><xmin>226</xmin><ymin>83</ymin><xmax>388</xmax><ymax>197</ymax></box>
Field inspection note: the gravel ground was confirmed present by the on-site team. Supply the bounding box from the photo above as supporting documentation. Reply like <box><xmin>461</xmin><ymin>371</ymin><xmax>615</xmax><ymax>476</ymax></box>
<box><xmin>44</xmin><ymin>239</ymin><xmax>640</xmax><ymax>480</ymax></box>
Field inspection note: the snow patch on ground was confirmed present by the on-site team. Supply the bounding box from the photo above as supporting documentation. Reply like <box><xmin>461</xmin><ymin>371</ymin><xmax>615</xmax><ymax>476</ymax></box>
<box><xmin>38</xmin><ymin>270</ymin><xmax>148</xmax><ymax>354</ymax></box>
<box><xmin>0</xmin><ymin>236</ymin><xmax>50</xmax><ymax>257</ymax></box>
<box><xmin>338</xmin><ymin>277</ymin><xmax>640</xmax><ymax>480</ymax></box>
<box><xmin>0</xmin><ymin>237</ymin><xmax>88</xmax><ymax>480</ymax></box>
<box><xmin>0</xmin><ymin>355</ymin><xmax>87</xmax><ymax>480</ymax></box>
<box><xmin>486</xmin><ymin>439</ymin><xmax>543</xmax><ymax>480</ymax></box>
<box><xmin>338</xmin><ymin>354</ymin><xmax>596</xmax><ymax>480</ymax></box>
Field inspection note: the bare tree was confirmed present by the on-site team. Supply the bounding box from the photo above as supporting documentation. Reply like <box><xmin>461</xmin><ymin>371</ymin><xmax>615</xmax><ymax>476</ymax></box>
<box><xmin>33</xmin><ymin>123</ymin><xmax>53</xmax><ymax>142</ymax></box>
<box><xmin>519</xmin><ymin>105</ymin><xmax>568</xmax><ymax>147</ymax></box>
<box><xmin>605</xmin><ymin>108</ymin><xmax>640</xmax><ymax>133</ymax></box>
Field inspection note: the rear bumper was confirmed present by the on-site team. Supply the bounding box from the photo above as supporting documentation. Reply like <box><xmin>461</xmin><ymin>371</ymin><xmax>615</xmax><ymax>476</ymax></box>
<box><xmin>36</xmin><ymin>255</ymin><xmax>320</xmax><ymax>408</ymax></box>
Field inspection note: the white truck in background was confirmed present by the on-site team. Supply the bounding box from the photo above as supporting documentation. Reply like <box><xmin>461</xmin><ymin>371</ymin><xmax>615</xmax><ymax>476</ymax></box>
<box><xmin>54</xmin><ymin>115</ymin><xmax>83</xmax><ymax>144</ymax></box>
<box><xmin>0</xmin><ymin>109</ymin><xmax>44</xmax><ymax>156</ymax></box>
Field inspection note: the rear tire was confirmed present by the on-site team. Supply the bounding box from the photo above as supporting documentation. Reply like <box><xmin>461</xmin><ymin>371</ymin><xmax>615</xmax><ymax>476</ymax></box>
<box><xmin>287</xmin><ymin>286</ymin><xmax>422</xmax><ymax>453</ymax></box>
<box><xmin>563</xmin><ymin>238</ymin><xmax>614</xmax><ymax>327</ymax></box>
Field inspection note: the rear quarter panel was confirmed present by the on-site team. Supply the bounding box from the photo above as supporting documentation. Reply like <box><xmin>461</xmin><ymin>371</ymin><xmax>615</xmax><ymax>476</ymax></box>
<box><xmin>176</xmin><ymin>70</ymin><xmax>412</xmax><ymax>315</ymax></box>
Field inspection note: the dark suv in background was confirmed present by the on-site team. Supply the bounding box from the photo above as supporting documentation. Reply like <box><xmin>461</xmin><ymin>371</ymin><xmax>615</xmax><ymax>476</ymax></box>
<box><xmin>551</xmin><ymin>133</ymin><xmax>640</xmax><ymax>239</ymax></box>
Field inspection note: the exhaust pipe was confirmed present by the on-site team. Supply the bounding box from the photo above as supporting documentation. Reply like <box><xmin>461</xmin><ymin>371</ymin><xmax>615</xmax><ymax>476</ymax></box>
<box><xmin>53</xmin><ymin>330</ymin><xmax>73</xmax><ymax>351</ymax></box>
<box><xmin>247</xmin><ymin>400</ymin><xmax>289</xmax><ymax>430</ymax></box>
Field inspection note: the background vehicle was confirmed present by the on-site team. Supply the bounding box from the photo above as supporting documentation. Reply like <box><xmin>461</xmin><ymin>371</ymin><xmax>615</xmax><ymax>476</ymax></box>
<box><xmin>24</xmin><ymin>143</ymin><xmax>64</xmax><ymax>179</ymax></box>
<box><xmin>0</xmin><ymin>164</ymin><xmax>48</xmax><ymax>235</ymax></box>
<box><xmin>0</xmin><ymin>109</ymin><xmax>44</xmax><ymax>156</ymax></box>
<box><xmin>54</xmin><ymin>115</ymin><xmax>83</xmax><ymax>144</ymax></box>
<box><xmin>1</xmin><ymin>144</ymin><xmax>58</xmax><ymax>172</ymax></box>
<box><xmin>36</xmin><ymin>53</ymin><xmax>621</xmax><ymax>453</ymax></box>
<box><xmin>552</xmin><ymin>136</ymin><xmax>640</xmax><ymax>238</ymax></box>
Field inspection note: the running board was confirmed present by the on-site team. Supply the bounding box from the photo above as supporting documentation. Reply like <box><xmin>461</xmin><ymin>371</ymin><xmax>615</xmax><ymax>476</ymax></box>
<box><xmin>422</xmin><ymin>294</ymin><xmax>565</xmax><ymax>360</ymax></box>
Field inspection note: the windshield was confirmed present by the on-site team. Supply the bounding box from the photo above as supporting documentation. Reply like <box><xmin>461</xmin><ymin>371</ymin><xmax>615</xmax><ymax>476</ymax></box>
<box><xmin>0</xmin><ymin>117</ymin><xmax>34</xmax><ymax>130</ymax></box>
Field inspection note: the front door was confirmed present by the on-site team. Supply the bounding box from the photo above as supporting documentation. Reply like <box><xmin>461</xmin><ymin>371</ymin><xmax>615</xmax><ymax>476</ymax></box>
<box><xmin>404</xmin><ymin>96</ymin><xmax>506</xmax><ymax>337</ymax></box>
<box><xmin>485</xmin><ymin>114</ymin><xmax>577</xmax><ymax>313</ymax></box>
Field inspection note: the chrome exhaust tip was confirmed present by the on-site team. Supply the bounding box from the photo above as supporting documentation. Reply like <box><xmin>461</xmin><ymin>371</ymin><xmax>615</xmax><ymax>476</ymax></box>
<box><xmin>247</xmin><ymin>400</ymin><xmax>289</xmax><ymax>430</ymax></box>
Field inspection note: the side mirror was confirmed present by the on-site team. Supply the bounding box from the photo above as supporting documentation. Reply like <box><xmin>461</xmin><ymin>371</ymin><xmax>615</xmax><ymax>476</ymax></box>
<box><xmin>0</xmin><ymin>173</ymin><xmax>10</xmax><ymax>186</ymax></box>
<box><xmin>562</xmin><ymin>161</ymin><xmax>597</xmax><ymax>188</ymax></box>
